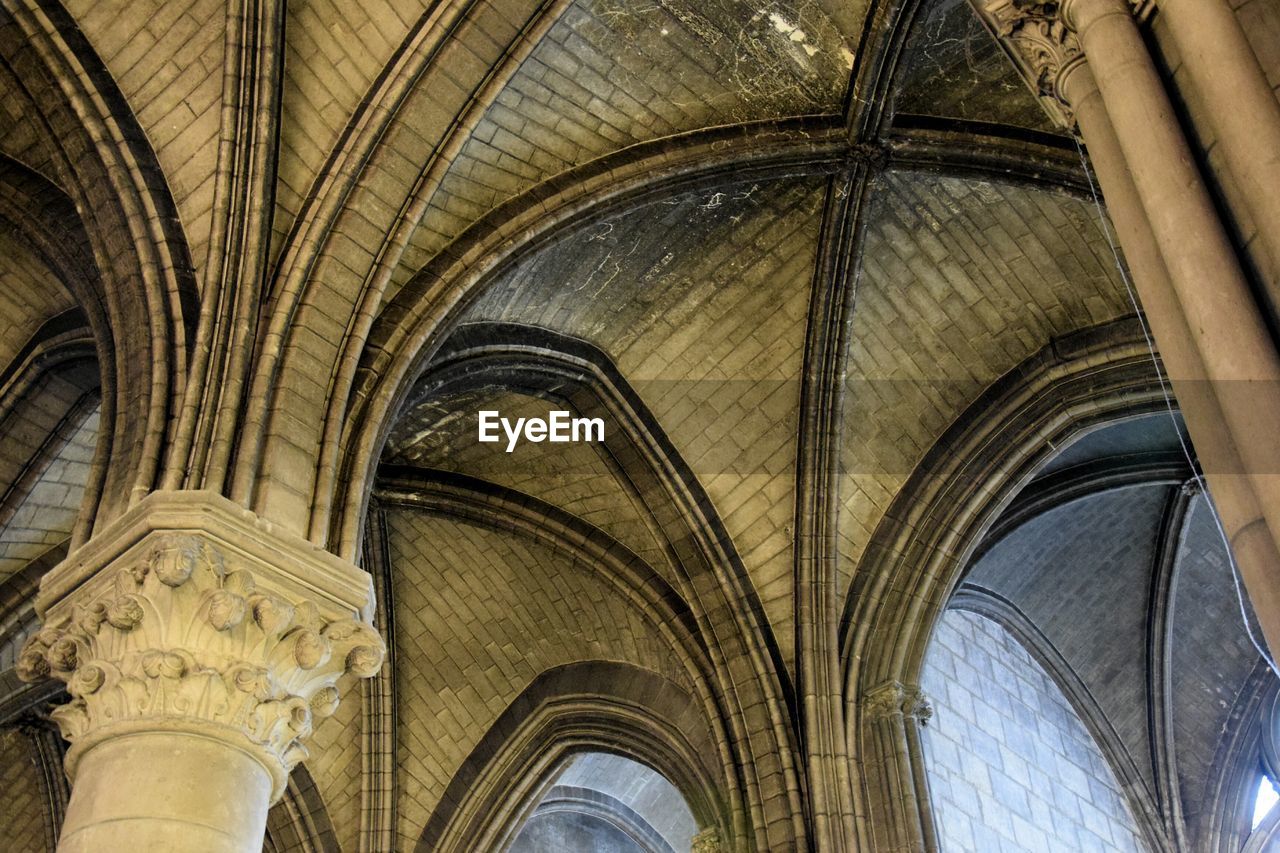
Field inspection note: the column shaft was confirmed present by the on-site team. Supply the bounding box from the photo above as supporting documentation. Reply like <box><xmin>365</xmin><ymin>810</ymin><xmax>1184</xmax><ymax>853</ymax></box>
<box><xmin>57</xmin><ymin>732</ymin><xmax>273</xmax><ymax>853</ymax></box>
<box><xmin>1064</xmin><ymin>60</ymin><xmax>1280</xmax><ymax>654</ymax></box>
<box><xmin>1065</xmin><ymin>0</ymin><xmax>1280</xmax><ymax>566</ymax></box>
<box><xmin>1158</xmin><ymin>0</ymin><xmax>1280</xmax><ymax>280</ymax></box>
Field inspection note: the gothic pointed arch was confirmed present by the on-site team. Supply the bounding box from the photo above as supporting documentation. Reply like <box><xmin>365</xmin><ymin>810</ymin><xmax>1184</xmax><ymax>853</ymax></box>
<box><xmin>0</xmin><ymin>157</ymin><xmax>109</xmax><ymax>546</ymax></box>
<box><xmin>372</xmin><ymin>322</ymin><xmax>808</xmax><ymax>849</ymax></box>
<box><xmin>414</xmin><ymin>661</ymin><xmax>729</xmax><ymax>853</ymax></box>
<box><xmin>841</xmin><ymin>317</ymin><xmax>1169</xmax><ymax>849</ymax></box>
<box><xmin>242</xmin><ymin>117</ymin><xmax>845</xmax><ymax>541</ymax></box>
<box><xmin>0</xmin><ymin>0</ymin><xmax>196</xmax><ymax>525</ymax></box>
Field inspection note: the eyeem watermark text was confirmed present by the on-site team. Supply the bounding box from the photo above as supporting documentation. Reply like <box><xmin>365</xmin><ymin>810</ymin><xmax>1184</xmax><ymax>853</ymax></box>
<box><xmin>478</xmin><ymin>410</ymin><xmax>605</xmax><ymax>452</ymax></box>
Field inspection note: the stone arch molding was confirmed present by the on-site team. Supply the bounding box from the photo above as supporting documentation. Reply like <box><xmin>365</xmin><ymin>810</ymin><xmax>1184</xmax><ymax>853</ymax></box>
<box><xmin>264</xmin><ymin>764</ymin><xmax>344</xmax><ymax>853</ymax></box>
<box><xmin>378</xmin><ymin>322</ymin><xmax>808</xmax><ymax>850</ymax></box>
<box><xmin>841</xmin><ymin>318</ymin><xmax>1172</xmax><ymax>850</ymax></box>
<box><xmin>1200</xmin><ymin>674</ymin><xmax>1279</xmax><ymax>853</ymax></box>
<box><xmin>319</xmin><ymin>145</ymin><xmax>843</xmax><ymax>559</ymax></box>
<box><xmin>0</xmin><ymin>160</ymin><xmax>110</xmax><ymax>550</ymax></box>
<box><xmin>0</xmin><ymin>0</ymin><xmax>197</xmax><ymax>531</ymax></box>
<box><xmin>415</xmin><ymin>661</ymin><xmax>731</xmax><ymax>853</ymax></box>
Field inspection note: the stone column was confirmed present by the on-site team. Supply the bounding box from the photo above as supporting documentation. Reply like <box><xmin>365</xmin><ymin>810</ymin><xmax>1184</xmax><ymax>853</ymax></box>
<box><xmin>862</xmin><ymin>681</ymin><xmax>935</xmax><ymax>852</ymax></box>
<box><xmin>1059</xmin><ymin>0</ymin><xmax>1280</xmax><ymax>544</ymax></box>
<box><xmin>1156</xmin><ymin>0</ymin><xmax>1280</xmax><ymax>281</ymax></box>
<box><xmin>1057</xmin><ymin>60</ymin><xmax>1280</xmax><ymax>653</ymax></box>
<box><xmin>973</xmin><ymin>0</ymin><xmax>1280</xmax><ymax>657</ymax></box>
<box><xmin>16</xmin><ymin>491</ymin><xmax>385</xmax><ymax>852</ymax></box>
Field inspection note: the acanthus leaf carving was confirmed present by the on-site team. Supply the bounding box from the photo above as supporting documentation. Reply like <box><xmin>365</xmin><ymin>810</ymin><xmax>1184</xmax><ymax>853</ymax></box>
<box><xmin>973</xmin><ymin>0</ymin><xmax>1084</xmax><ymax>129</ymax></box>
<box><xmin>975</xmin><ymin>0</ymin><xmax>1156</xmax><ymax>128</ymax></box>
<box><xmin>17</xmin><ymin>531</ymin><xmax>385</xmax><ymax>798</ymax></box>
<box><xmin>864</xmin><ymin>681</ymin><xmax>933</xmax><ymax>723</ymax></box>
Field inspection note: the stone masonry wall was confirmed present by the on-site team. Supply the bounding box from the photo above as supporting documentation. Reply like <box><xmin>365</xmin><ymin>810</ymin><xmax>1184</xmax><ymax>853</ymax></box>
<box><xmin>920</xmin><ymin>609</ymin><xmax>1146</xmax><ymax>852</ymax></box>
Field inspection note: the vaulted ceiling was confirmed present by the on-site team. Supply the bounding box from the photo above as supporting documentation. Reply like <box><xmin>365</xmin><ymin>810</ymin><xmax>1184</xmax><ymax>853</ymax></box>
<box><xmin>0</xmin><ymin>0</ymin><xmax>1271</xmax><ymax>849</ymax></box>
<box><xmin>958</xmin><ymin>413</ymin><xmax>1271</xmax><ymax>850</ymax></box>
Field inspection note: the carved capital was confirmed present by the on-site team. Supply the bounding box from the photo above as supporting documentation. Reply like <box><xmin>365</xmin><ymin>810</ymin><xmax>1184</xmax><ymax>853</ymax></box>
<box><xmin>16</xmin><ymin>493</ymin><xmax>385</xmax><ymax>800</ymax></box>
<box><xmin>691</xmin><ymin>827</ymin><xmax>724</xmax><ymax>853</ymax></box>
<box><xmin>864</xmin><ymin>681</ymin><xmax>933</xmax><ymax>724</ymax></box>
<box><xmin>972</xmin><ymin>0</ymin><xmax>1083</xmax><ymax>128</ymax></box>
<box><xmin>972</xmin><ymin>0</ymin><xmax>1157</xmax><ymax>129</ymax></box>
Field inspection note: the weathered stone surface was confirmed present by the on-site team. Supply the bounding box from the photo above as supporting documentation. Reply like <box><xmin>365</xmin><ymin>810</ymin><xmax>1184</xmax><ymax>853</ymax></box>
<box><xmin>17</xmin><ymin>493</ymin><xmax>383</xmax><ymax>800</ymax></box>
<box><xmin>0</xmin><ymin>0</ymin><xmax>1276</xmax><ymax>849</ymax></box>
<box><xmin>922</xmin><ymin>610</ymin><xmax>1147</xmax><ymax>853</ymax></box>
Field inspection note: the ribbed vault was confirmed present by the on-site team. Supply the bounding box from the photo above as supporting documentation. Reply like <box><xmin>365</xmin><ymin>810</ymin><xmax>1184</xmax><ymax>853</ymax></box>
<box><xmin>929</xmin><ymin>413</ymin><xmax>1270</xmax><ymax>851</ymax></box>
<box><xmin>0</xmin><ymin>0</ymin><xmax>1277</xmax><ymax>849</ymax></box>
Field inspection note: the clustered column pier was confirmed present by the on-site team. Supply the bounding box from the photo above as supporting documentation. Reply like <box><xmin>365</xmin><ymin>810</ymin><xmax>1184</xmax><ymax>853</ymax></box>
<box><xmin>973</xmin><ymin>0</ymin><xmax>1280</xmax><ymax>658</ymax></box>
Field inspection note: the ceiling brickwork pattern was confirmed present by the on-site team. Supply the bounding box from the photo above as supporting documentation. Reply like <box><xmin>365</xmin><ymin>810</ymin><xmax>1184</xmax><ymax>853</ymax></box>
<box><xmin>305</xmin><ymin>674</ymin><xmax>364</xmax><ymax>853</ymax></box>
<box><xmin>837</xmin><ymin>171</ymin><xmax>1132</xmax><ymax>596</ymax></box>
<box><xmin>462</xmin><ymin>175</ymin><xmax>824</xmax><ymax>666</ymax></box>
<box><xmin>0</xmin><ymin>0</ymin><xmax>1276</xmax><ymax>848</ymax></box>
<box><xmin>63</xmin><ymin>0</ymin><xmax>226</xmax><ymax>288</ymax></box>
<box><xmin>385</xmin><ymin>0</ymin><xmax>851</xmax><ymax>302</ymax></box>
<box><xmin>892</xmin><ymin>0</ymin><xmax>1058</xmax><ymax>132</ymax></box>
<box><xmin>0</xmin><ymin>728</ymin><xmax>48</xmax><ymax>852</ymax></box>
<box><xmin>0</xmin><ymin>234</ymin><xmax>74</xmax><ymax>372</ymax></box>
<box><xmin>1170</xmin><ymin>495</ymin><xmax>1267</xmax><ymax>834</ymax></box>
<box><xmin>0</xmin><ymin>70</ymin><xmax>57</xmax><ymax>188</ymax></box>
<box><xmin>922</xmin><ymin>609</ymin><xmax>1147</xmax><ymax>852</ymax></box>
<box><xmin>272</xmin><ymin>0</ymin><xmax>422</xmax><ymax>267</ymax></box>
<box><xmin>0</xmin><ymin>407</ymin><xmax>97</xmax><ymax>582</ymax></box>
<box><xmin>966</xmin><ymin>484</ymin><xmax>1171</xmax><ymax>792</ymax></box>
<box><xmin>387</xmin><ymin>507</ymin><xmax>693</xmax><ymax>849</ymax></box>
<box><xmin>388</xmin><ymin>388</ymin><xmax>672</xmax><ymax>574</ymax></box>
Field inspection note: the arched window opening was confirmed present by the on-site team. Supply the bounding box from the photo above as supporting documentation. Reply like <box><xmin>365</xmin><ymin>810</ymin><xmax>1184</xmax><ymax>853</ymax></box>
<box><xmin>1252</xmin><ymin>771</ymin><xmax>1279</xmax><ymax>831</ymax></box>
<box><xmin>921</xmin><ymin>609</ymin><xmax>1146</xmax><ymax>852</ymax></box>
<box><xmin>509</xmin><ymin>752</ymin><xmax>698</xmax><ymax>853</ymax></box>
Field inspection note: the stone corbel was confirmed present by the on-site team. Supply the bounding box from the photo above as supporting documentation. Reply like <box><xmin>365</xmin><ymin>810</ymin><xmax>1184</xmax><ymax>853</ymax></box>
<box><xmin>691</xmin><ymin>827</ymin><xmax>725</xmax><ymax>853</ymax></box>
<box><xmin>863</xmin><ymin>680</ymin><xmax>933</xmax><ymax>724</ymax></box>
<box><xmin>970</xmin><ymin>0</ymin><xmax>1156</xmax><ymax>130</ymax></box>
<box><xmin>15</xmin><ymin>491</ymin><xmax>385</xmax><ymax>801</ymax></box>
